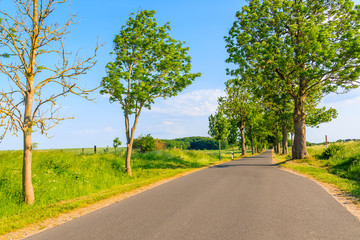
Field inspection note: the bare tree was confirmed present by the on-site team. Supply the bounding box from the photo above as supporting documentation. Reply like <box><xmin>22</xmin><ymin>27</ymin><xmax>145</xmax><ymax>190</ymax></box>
<box><xmin>0</xmin><ymin>0</ymin><xmax>99</xmax><ymax>205</ymax></box>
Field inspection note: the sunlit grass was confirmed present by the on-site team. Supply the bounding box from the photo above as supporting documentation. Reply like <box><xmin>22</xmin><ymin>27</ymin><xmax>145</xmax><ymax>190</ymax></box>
<box><xmin>0</xmin><ymin>148</ymin><xmax>245</xmax><ymax>234</ymax></box>
<box><xmin>273</xmin><ymin>141</ymin><xmax>360</xmax><ymax>201</ymax></box>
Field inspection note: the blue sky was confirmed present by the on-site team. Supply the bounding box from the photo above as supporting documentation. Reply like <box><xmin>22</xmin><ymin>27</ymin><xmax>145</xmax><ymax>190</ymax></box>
<box><xmin>1</xmin><ymin>0</ymin><xmax>360</xmax><ymax>150</ymax></box>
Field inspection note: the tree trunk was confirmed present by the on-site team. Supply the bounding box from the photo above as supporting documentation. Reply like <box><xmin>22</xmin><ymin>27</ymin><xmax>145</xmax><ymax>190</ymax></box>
<box><xmin>250</xmin><ymin>137</ymin><xmax>254</xmax><ymax>155</ymax></box>
<box><xmin>20</xmin><ymin>0</ymin><xmax>39</xmax><ymax>205</ymax></box>
<box><xmin>23</xmin><ymin>130</ymin><xmax>34</xmax><ymax>205</ymax></box>
<box><xmin>124</xmin><ymin>108</ymin><xmax>143</xmax><ymax>176</ymax></box>
<box><xmin>125</xmin><ymin>142</ymin><xmax>133</xmax><ymax>176</ymax></box>
<box><xmin>277</xmin><ymin>141</ymin><xmax>281</xmax><ymax>154</ymax></box>
<box><xmin>261</xmin><ymin>139</ymin><xmax>265</xmax><ymax>150</ymax></box>
<box><xmin>282</xmin><ymin>126</ymin><xmax>288</xmax><ymax>155</ymax></box>
<box><xmin>218</xmin><ymin>140</ymin><xmax>221</xmax><ymax>160</ymax></box>
<box><xmin>240</xmin><ymin>127</ymin><xmax>246</xmax><ymax>155</ymax></box>
<box><xmin>249</xmin><ymin>125</ymin><xmax>254</xmax><ymax>155</ymax></box>
<box><xmin>125</xmin><ymin>126</ymin><xmax>137</xmax><ymax>176</ymax></box>
<box><xmin>274</xmin><ymin>141</ymin><xmax>277</xmax><ymax>153</ymax></box>
<box><xmin>23</xmin><ymin>89</ymin><xmax>35</xmax><ymax>205</ymax></box>
<box><xmin>292</xmin><ymin>99</ymin><xmax>308</xmax><ymax>159</ymax></box>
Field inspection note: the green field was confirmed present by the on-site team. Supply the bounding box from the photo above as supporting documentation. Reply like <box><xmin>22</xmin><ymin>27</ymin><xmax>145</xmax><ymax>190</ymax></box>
<box><xmin>274</xmin><ymin>141</ymin><xmax>360</xmax><ymax>201</ymax></box>
<box><xmin>0</xmin><ymin>147</ymin><xmax>251</xmax><ymax>235</ymax></box>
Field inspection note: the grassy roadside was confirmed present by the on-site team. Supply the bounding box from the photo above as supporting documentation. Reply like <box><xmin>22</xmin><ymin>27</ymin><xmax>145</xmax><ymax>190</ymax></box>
<box><xmin>0</xmin><ymin>148</ymin><xmax>251</xmax><ymax>235</ymax></box>
<box><xmin>273</xmin><ymin>142</ymin><xmax>360</xmax><ymax>203</ymax></box>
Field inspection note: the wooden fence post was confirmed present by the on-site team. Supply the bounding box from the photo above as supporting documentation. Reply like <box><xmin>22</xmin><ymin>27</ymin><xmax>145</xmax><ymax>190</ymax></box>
<box><xmin>325</xmin><ymin>135</ymin><xmax>328</xmax><ymax>148</ymax></box>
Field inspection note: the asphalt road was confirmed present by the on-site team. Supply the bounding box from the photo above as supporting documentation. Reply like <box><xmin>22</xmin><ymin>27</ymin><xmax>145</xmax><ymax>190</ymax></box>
<box><xmin>27</xmin><ymin>150</ymin><xmax>360</xmax><ymax>240</ymax></box>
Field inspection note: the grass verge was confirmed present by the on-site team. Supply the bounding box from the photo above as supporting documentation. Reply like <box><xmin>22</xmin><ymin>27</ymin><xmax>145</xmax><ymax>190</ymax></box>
<box><xmin>273</xmin><ymin>142</ymin><xmax>360</xmax><ymax>202</ymax></box>
<box><xmin>0</xmin><ymin>148</ymin><xmax>250</xmax><ymax>235</ymax></box>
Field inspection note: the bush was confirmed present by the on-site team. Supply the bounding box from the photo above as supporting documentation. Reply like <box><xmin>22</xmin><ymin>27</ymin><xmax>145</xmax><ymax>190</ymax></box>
<box><xmin>133</xmin><ymin>134</ymin><xmax>156</xmax><ymax>153</ymax></box>
<box><xmin>154</xmin><ymin>139</ymin><xmax>167</xmax><ymax>150</ymax></box>
<box><xmin>319</xmin><ymin>144</ymin><xmax>344</xmax><ymax>159</ymax></box>
<box><xmin>113</xmin><ymin>137</ymin><xmax>122</xmax><ymax>151</ymax></box>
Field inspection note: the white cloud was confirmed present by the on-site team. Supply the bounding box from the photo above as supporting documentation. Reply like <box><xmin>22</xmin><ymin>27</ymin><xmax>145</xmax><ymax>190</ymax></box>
<box><xmin>139</xmin><ymin>120</ymin><xmax>188</xmax><ymax>139</ymax></box>
<box><xmin>324</xmin><ymin>95</ymin><xmax>360</xmax><ymax>107</ymax></box>
<box><xmin>148</xmin><ymin>89</ymin><xmax>225</xmax><ymax>117</ymax></box>
<box><xmin>341</xmin><ymin>96</ymin><xmax>360</xmax><ymax>105</ymax></box>
<box><xmin>104</xmin><ymin>126</ymin><xmax>113</xmax><ymax>132</ymax></box>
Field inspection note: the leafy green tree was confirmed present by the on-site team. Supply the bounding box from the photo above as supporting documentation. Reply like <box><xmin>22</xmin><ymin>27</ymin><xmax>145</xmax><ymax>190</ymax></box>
<box><xmin>219</xmin><ymin>79</ymin><xmax>253</xmax><ymax>155</ymax></box>
<box><xmin>227</xmin><ymin>121</ymin><xmax>238</xmax><ymax>145</ymax></box>
<box><xmin>208</xmin><ymin>109</ymin><xmax>230</xmax><ymax>160</ymax></box>
<box><xmin>245</xmin><ymin>106</ymin><xmax>264</xmax><ymax>154</ymax></box>
<box><xmin>252</xmin><ymin>112</ymin><xmax>272</xmax><ymax>153</ymax></box>
<box><xmin>101</xmin><ymin>10</ymin><xmax>200</xmax><ymax>175</ymax></box>
<box><xmin>262</xmin><ymin>91</ymin><xmax>293</xmax><ymax>155</ymax></box>
<box><xmin>227</xmin><ymin>120</ymin><xmax>239</xmax><ymax>158</ymax></box>
<box><xmin>113</xmin><ymin>137</ymin><xmax>122</xmax><ymax>151</ymax></box>
<box><xmin>226</xmin><ymin>0</ymin><xmax>360</xmax><ymax>159</ymax></box>
<box><xmin>261</xmin><ymin>108</ymin><xmax>282</xmax><ymax>153</ymax></box>
<box><xmin>236</xmin><ymin>67</ymin><xmax>336</xmax><ymax>155</ymax></box>
<box><xmin>306</xmin><ymin>105</ymin><xmax>338</xmax><ymax>128</ymax></box>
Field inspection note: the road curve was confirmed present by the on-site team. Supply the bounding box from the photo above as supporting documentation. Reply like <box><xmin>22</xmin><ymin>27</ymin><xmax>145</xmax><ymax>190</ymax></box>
<box><xmin>27</xmin><ymin>150</ymin><xmax>360</xmax><ymax>240</ymax></box>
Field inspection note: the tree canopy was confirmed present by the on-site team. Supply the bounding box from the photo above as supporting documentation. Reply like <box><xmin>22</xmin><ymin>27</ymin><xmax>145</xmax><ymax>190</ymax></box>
<box><xmin>225</xmin><ymin>0</ymin><xmax>360</xmax><ymax>159</ymax></box>
<box><xmin>101</xmin><ymin>10</ymin><xmax>200</xmax><ymax>175</ymax></box>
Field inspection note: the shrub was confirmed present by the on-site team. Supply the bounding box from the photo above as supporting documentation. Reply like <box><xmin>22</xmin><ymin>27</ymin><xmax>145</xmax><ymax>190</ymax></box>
<box><xmin>133</xmin><ymin>134</ymin><xmax>156</xmax><ymax>153</ymax></box>
<box><xmin>319</xmin><ymin>144</ymin><xmax>344</xmax><ymax>159</ymax></box>
<box><xmin>154</xmin><ymin>139</ymin><xmax>167</xmax><ymax>150</ymax></box>
<box><xmin>113</xmin><ymin>137</ymin><xmax>122</xmax><ymax>151</ymax></box>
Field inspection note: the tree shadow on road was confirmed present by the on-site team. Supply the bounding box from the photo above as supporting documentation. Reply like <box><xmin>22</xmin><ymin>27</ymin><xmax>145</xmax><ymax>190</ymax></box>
<box><xmin>274</xmin><ymin>155</ymin><xmax>295</xmax><ymax>166</ymax></box>
<box><xmin>210</xmin><ymin>162</ymin><xmax>277</xmax><ymax>168</ymax></box>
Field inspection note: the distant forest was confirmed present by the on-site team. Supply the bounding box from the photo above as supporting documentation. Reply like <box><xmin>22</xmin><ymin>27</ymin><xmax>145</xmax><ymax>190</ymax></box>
<box><xmin>161</xmin><ymin>136</ymin><xmax>228</xmax><ymax>150</ymax></box>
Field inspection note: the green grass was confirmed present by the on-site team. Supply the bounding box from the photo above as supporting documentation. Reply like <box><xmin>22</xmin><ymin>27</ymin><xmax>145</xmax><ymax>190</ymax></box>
<box><xmin>274</xmin><ymin>141</ymin><xmax>360</xmax><ymax>201</ymax></box>
<box><xmin>0</xmin><ymin>147</ymin><xmax>247</xmax><ymax>235</ymax></box>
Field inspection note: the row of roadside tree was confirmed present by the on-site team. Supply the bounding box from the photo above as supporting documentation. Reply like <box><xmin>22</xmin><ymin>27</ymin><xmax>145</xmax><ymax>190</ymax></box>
<box><xmin>209</xmin><ymin>0</ymin><xmax>360</xmax><ymax>161</ymax></box>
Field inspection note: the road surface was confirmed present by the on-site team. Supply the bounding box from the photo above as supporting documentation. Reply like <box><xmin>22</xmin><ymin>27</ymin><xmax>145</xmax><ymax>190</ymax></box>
<box><xmin>27</xmin><ymin>150</ymin><xmax>360</xmax><ymax>240</ymax></box>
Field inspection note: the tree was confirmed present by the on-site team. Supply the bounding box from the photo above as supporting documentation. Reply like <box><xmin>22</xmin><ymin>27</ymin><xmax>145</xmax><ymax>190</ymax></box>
<box><xmin>262</xmin><ymin>91</ymin><xmax>293</xmax><ymax>155</ymax></box>
<box><xmin>245</xmin><ymin>105</ymin><xmax>264</xmax><ymax>155</ymax></box>
<box><xmin>0</xmin><ymin>0</ymin><xmax>98</xmax><ymax>205</ymax></box>
<box><xmin>113</xmin><ymin>137</ymin><xmax>122</xmax><ymax>151</ymax></box>
<box><xmin>101</xmin><ymin>10</ymin><xmax>200</xmax><ymax>175</ymax></box>
<box><xmin>208</xmin><ymin>109</ymin><xmax>230</xmax><ymax>160</ymax></box>
<box><xmin>219</xmin><ymin>79</ymin><xmax>252</xmax><ymax>155</ymax></box>
<box><xmin>226</xmin><ymin>0</ymin><xmax>360</xmax><ymax>159</ymax></box>
<box><xmin>244</xmin><ymin>71</ymin><xmax>336</xmax><ymax>155</ymax></box>
<box><xmin>227</xmin><ymin>120</ymin><xmax>238</xmax><ymax>158</ymax></box>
